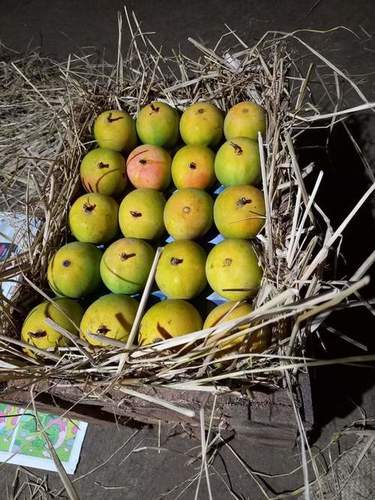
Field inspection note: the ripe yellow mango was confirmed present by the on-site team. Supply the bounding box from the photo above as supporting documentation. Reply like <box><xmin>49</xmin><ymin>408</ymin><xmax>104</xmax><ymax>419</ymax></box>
<box><xmin>138</xmin><ymin>299</ymin><xmax>202</xmax><ymax>345</ymax></box>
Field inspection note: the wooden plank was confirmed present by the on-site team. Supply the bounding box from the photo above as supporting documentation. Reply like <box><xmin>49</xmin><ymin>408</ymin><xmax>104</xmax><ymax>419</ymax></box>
<box><xmin>2</xmin><ymin>373</ymin><xmax>313</xmax><ymax>447</ymax></box>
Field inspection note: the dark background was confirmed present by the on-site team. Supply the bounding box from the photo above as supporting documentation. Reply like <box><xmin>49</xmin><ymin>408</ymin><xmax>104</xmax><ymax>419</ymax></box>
<box><xmin>1</xmin><ymin>0</ymin><xmax>375</xmax><ymax>91</ymax></box>
<box><xmin>1</xmin><ymin>1</ymin><xmax>375</xmax><ymax>498</ymax></box>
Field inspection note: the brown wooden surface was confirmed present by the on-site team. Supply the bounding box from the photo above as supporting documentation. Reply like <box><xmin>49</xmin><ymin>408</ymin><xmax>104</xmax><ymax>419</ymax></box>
<box><xmin>2</xmin><ymin>373</ymin><xmax>313</xmax><ymax>447</ymax></box>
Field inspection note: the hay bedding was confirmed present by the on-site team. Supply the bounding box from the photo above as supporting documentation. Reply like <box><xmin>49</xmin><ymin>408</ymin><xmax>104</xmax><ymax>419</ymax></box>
<box><xmin>0</xmin><ymin>13</ymin><xmax>374</xmax><ymax>428</ymax></box>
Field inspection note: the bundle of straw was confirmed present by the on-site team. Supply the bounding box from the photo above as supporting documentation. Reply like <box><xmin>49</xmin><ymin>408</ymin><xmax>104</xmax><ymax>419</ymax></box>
<box><xmin>1</xmin><ymin>10</ymin><xmax>374</xmax><ymax>422</ymax></box>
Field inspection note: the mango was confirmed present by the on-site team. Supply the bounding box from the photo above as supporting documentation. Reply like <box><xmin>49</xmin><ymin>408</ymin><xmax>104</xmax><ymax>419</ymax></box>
<box><xmin>80</xmin><ymin>147</ymin><xmax>127</xmax><ymax>196</ymax></box>
<box><xmin>180</xmin><ymin>102</ymin><xmax>224</xmax><ymax>147</ymax></box>
<box><xmin>126</xmin><ymin>144</ymin><xmax>172</xmax><ymax>190</ymax></box>
<box><xmin>47</xmin><ymin>242</ymin><xmax>102</xmax><ymax>298</ymax></box>
<box><xmin>21</xmin><ymin>298</ymin><xmax>83</xmax><ymax>355</ymax></box>
<box><xmin>204</xmin><ymin>301</ymin><xmax>253</xmax><ymax>329</ymax></box>
<box><xmin>136</xmin><ymin>101</ymin><xmax>179</xmax><ymax>148</ymax></box>
<box><xmin>205</xmin><ymin>239</ymin><xmax>262</xmax><ymax>300</ymax></box>
<box><xmin>164</xmin><ymin>188</ymin><xmax>214</xmax><ymax>240</ymax></box>
<box><xmin>171</xmin><ymin>144</ymin><xmax>216</xmax><ymax>190</ymax></box>
<box><xmin>155</xmin><ymin>240</ymin><xmax>207</xmax><ymax>299</ymax></box>
<box><xmin>80</xmin><ymin>293</ymin><xmax>138</xmax><ymax>347</ymax></box>
<box><xmin>214</xmin><ymin>137</ymin><xmax>261</xmax><ymax>186</ymax></box>
<box><xmin>100</xmin><ymin>238</ymin><xmax>155</xmax><ymax>294</ymax></box>
<box><xmin>138</xmin><ymin>299</ymin><xmax>202</xmax><ymax>345</ymax></box>
<box><xmin>119</xmin><ymin>189</ymin><xmax>166</xmax><ymax>240</ymax></box>
<box><xmin>204</xmin><ymin>301</ymin><xmax>270</xmax><ymax>354</ymax></box>
<box><xmin>69</xmin><ymin>193</ymin><xmax>119</xmax><ymax>244</ymax></box>
<box><xmin>93</xmin><ymin>109</ymin><xmax>137</xmax><ymax>152</ymax></box>
<box><xmin>224</xmin><ymin>102</ymin><xmax>266</xmax><ymax>141</ymax></box>
<box><xmin>214</xmin><ymin>185</ymin><xmax>265</xmax><ymax>238</ymax></box>
<box><xmin>93</xmin><ymin>109</ymin><xmax>137</xmax><ymax>151</ymax></box>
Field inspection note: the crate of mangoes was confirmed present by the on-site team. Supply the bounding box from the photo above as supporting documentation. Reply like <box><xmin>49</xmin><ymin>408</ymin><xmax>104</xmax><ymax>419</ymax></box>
<box><xmin>1</xmin><ymin>16</ymin><xmax>370</xmax><ymax>443</ymax></box>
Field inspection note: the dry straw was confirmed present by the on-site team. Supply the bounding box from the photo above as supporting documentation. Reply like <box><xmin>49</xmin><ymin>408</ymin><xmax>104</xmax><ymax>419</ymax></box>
<box><xmin>1</xmin><ymin>10</ymin><xmax>374</xmax><ymax>416</ymax></box>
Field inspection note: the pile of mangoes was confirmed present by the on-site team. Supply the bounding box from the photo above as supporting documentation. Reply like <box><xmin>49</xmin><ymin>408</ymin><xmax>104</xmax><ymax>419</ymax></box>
<box><xmin>21</xmin><ymin>101</ymin><xmax>270</xmax><ymax>356</ymax></box>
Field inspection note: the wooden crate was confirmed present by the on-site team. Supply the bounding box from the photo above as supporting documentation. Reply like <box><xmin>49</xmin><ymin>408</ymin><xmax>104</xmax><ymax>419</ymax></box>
<box><xmin>3</xmin><ymin>19</ymin><xmax>364</xmax><ymax>451</ymax></box>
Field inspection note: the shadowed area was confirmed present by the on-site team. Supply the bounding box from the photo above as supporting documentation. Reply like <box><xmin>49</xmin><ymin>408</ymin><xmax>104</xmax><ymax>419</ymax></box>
<box><xmin>297</xmin><ymin>116</ymin><xmax>375</xmax><ymax>440</ymax></box>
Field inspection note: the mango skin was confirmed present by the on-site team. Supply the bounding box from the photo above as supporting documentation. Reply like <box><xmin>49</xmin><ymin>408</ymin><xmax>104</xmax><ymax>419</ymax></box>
<box><xmin>205</xmin><ymin>301</ymin><xmax>253</xmax><ymax>329</ymax></box>
<box><xmin>69</xmin><ymin>193</ymin><xmax>119</xmax><ymax>244</ymax></box>
<box><xmin>164</xmin><ymin>188</ymin><xmax>214</xmax><ymax>240</ymax></box>
<box><xmin>155</xmin><ymin>240</ymin><xmax>207</xmax><ymax>299</ymax></box>
<box><xmin>93</xmin><ymin>110</ymin><xmax>137</xmax><ymax>152</ymax></box>
<box><xmin>126</xmin><ymin>144</ymin><xmax>172</xmax><ymax>190</ymax></box>
<box><xmin>180</xmin><ymin>102</ymin><xmax>224</xmax><ymax>148</ymax></box>
<box><xmin>80</xmin><ymin>148</ymin><xmax>127</xmax><ymax>196</ymax></box>
<box><xmin>80</xmin><ymin>293</ymin><xmax>138</xmax><ymax>347</ymax></box>
<box><xmin>119</xmin><ymin>189</ymin><xmax>166</xmax><ymax>240</ymax></box>
<box><xmin>171</xmin><ymin>145</ymin><xmax>216</xmax><ymax>190</ymax></box>
<box><xmin>224</xmin><ymin>102</ymin><xmax>266</xmax><ymax>141</ymax></box>
<box><xmin>205</xmin><ymin>239</ymin><xmax>263</xmax><ymax>300</ymax></box>
<box><xmin>21</xmin><ymin>298</ymin><xmax>83</xmax><ymax>355</ymax></box>
<box><xmin>136</xmin><ymin>102</ymin><xmax>179</xmax><ymax>148</ymax></box>
<box><xmin>47</xmin><ymin>242</ymin><xmax>102</xmax><ymax>298</ymax></box>
<box><xmin>100</xmin><ymin>238</ymin><xmax>155</xmax><ymax>294</ymax></box>
<box><xmin>214</xmin><ymin>137</ymin><xmax>261</xmax><ymax>186</ymax></box>
<box><xmin>138</xmin><ymin>299</ymin><xmax>202</xmax><ymax>345</ymax></box>
<box><xmin>204</xmin><ymin>301</ymin><xmax>270</xmax><ymax>354</ymax></box>
<box><xmin>214</xmin><ymin>185</ymin><xmax>265</xmax><ymax>239</ymax></box>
